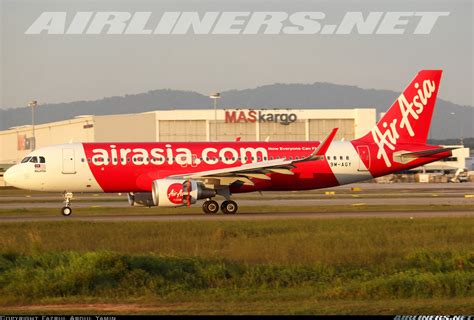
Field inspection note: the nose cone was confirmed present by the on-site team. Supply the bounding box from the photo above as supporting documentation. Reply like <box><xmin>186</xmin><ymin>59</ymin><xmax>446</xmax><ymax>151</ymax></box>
<box><xmin>4</xmin><ymin>165</ymin><xmax>19</xmax><ymax>187</ymax></box>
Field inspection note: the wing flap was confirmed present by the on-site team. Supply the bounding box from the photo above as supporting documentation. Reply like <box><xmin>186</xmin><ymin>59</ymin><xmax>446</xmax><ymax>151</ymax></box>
<box><xmin>267</xmin><ymin>168</ymin><xmax>294</xmax><ymax>175</ymax></box>
<box><xmin>202</xmin><ymin>176</ymin><xmax>255</xmax><ymax>186</ymax></box>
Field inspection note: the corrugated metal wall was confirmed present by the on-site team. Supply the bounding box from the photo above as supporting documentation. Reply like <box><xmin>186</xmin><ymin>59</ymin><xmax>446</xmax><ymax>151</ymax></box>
<box><xmin>159</xmin><ymin>120</ymin><xmax>207</xmax><ymax>142</ymax></box>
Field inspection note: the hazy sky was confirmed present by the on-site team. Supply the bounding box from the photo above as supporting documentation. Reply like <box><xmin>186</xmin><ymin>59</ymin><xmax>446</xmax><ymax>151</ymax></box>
<box><xmin>1</xmin><ymin>0</ymin><xmax>473</xmax><ymax>109</ymax></box>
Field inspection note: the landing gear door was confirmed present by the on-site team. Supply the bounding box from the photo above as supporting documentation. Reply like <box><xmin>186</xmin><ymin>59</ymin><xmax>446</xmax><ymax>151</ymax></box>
<box><xmin>62</xmin><ymin>148</ymin><xmax>76</xmax><ymax>174</ymax></box>
<box><xmin>356</xmin><ymin>145</ymin><xmax>370</xmax><ymax>171</ymax></box>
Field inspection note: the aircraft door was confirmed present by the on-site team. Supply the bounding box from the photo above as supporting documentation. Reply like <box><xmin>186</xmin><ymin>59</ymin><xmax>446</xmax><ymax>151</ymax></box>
<box><xmin>356</xmin><ymin>145</ymin><xmax>370</xmax><ymax>171</ymax></box>
<box><xmin>62</xmin><ymin>148</ymin><xmax>76</xmax><ymax>174</ymax></box>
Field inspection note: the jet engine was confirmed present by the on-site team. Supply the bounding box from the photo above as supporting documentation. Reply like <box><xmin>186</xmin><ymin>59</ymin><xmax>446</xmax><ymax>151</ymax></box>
<box><xmin>151</xmin><ymin>178</ymin><xmax>216</xmax><ymax>207</ymax></box>
<box><xmin>127</xmin><ymin>192</ymin><xmax>154</xmax><ymax>207</ymax></box>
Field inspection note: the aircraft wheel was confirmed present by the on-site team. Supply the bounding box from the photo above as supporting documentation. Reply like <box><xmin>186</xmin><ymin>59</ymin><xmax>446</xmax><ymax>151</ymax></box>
<box><xmin>203</xmin><ymin>200</ymin><xmax>219</xmax><ymax>214</ymax></box>
<box><xmin>202</xmin><ymin>202</ymin><xmax>209</xmax><ymax>214</ymax></box>
<box><xmin>61</xmin><ymin>206</ymin><xmax>72</xmax><ymax>216</ymax></box>
<box><xmin>221</xmin><ymin>200</ymin><xmax>238</xmax><ymax>214</ymax></box>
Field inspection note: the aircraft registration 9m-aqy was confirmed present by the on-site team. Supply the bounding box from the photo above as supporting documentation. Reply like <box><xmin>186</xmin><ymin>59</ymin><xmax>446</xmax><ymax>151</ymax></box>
<box><xmin>4</xmin><ymin>70</ymin><xmax>455</xmax><ymax>216</ymax></box>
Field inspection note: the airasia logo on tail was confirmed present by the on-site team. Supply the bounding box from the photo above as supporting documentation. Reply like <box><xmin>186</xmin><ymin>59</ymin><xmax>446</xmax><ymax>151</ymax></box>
<box><xmin>167</xmin><ymin>183</ymin><xmax>183</xmax><ymax>204</ymax></box>
<box><xmin>371</xmin><ymin>78</ymin><xmax>437</xmax><ymax>168</ymax></box>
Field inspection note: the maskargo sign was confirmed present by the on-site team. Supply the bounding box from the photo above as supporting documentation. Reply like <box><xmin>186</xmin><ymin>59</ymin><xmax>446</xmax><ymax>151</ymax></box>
<box><xmin>225</xmin><ymin>110</ymin><xmax>297</xmax><ymax>125</ymax></box>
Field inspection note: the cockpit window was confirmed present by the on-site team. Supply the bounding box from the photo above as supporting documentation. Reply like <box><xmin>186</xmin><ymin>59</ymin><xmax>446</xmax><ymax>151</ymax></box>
<box><xmin>39</xmin><ymin>156</ymin><xmax>45</xmax><ymax>163</ymax></box>
<box><xmin>21</xmin><ymin>157</ymin><xmax>31</xmax><ymax>163</ymax></box>
<box><xmin>29</xmin><ymin>156</ymin><xmax>38</xmax><ymax>163</ymax></box>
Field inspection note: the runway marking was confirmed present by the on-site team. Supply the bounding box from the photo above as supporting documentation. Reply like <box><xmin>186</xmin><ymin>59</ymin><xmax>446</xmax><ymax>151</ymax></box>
<box><xmin>0</xmin><ymin>211</ymin><xmax>472</xmax><ymax>223</ymax></box>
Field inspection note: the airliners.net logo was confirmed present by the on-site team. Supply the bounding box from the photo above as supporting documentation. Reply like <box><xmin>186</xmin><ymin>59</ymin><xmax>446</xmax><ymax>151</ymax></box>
<box><xmin>25</xmin><ymin>11</ymin><xmax>450</xmax><ymax>35</ymax></box>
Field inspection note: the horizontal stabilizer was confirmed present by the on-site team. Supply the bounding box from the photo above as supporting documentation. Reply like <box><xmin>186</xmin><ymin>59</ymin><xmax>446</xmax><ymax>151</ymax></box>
<box><xmin>398</xmin><ymin>147</ymin><xmax>458</xmax><ymax>158</ymax></box>
<box><xmin>393</xmin><ymin>147</ymin><xmax>457</xmax><ymax>164</ymax></box>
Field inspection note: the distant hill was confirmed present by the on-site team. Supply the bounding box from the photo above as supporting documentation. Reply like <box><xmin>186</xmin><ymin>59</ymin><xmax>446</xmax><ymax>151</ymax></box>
<box><xmin>1</xmin><ymin>83</ymin><xmax>472</xmax><ymax>139</ymax></box>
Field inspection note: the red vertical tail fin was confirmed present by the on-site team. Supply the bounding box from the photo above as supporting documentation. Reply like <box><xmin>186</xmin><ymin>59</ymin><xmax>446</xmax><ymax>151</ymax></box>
<box><xmin>358</xmin><ymin>70</ymin><xmax>442</xmax><ymax>145</ymax></box>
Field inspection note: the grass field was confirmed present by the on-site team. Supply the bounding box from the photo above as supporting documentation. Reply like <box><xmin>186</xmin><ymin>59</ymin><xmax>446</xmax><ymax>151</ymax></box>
<box><xmin>0</xmin><ymin>217</ymin><xmax>473</xmax><ymax>314</ymax></box>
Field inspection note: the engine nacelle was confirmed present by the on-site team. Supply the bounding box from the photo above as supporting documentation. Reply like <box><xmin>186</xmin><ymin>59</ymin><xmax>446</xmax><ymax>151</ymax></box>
<box><xmin>151</xmin><ymin>178</ymin><xmax>216</xmax><ymax>207</ymax></box>
<box><xmin>128</xmin><ymin>192</ymin><xmax>154</xmax><ymax>207</ymax></box>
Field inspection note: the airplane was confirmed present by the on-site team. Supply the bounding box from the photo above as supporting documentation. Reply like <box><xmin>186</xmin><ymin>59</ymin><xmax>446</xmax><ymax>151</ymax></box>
<box><xmin>4</xmin><ymin>70</ymin><xmax>454</xmax><ymax>216</ymax></box>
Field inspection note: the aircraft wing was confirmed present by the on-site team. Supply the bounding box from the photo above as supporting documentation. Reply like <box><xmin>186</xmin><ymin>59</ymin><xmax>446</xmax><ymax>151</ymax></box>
<box><xmin>169</xmin><ymin>128</ymin><xmax>338</xmax><ymax>187</ymax></box>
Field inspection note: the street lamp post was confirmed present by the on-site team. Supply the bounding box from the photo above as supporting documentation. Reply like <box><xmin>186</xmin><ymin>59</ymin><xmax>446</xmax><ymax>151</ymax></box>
<box><xmin>28</xmin><ymin>100</ymin><xmax>38</xmax><ymax>150</ymax></box>
<box><xmin>450</xmin><ymin>112</ymin><xmax>463</xmax><ymax>145</ymax></box>
<box><xmin>209</xmin><ymin>93</ymin><xmax>221</xmax><ymax>141</ymax></box>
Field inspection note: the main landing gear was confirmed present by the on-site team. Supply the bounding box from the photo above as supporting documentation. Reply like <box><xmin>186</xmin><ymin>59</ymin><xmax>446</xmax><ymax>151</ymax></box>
<box><xmin>61</xmin><ymin>192</ymin><xmax>73</xmax><ymax>216</ymax></box>
<box><xmin>202</xmin><ymin>199</ymin><xmax>238</xmax><ymax>214</ymax></box>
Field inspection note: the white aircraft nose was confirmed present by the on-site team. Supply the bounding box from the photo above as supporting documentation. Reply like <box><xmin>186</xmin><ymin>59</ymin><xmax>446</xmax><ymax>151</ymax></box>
<box><xmin>3</xmin><ymin>165</ymin><xmax>18</xmax><ymax>187</ymax></box>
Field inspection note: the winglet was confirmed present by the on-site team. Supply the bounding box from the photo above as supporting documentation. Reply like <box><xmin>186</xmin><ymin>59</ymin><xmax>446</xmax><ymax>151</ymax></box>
<box><xmin>298</xmin><ymin>128</ymin><xmax>338</xmax><ymax>162</ymax></box>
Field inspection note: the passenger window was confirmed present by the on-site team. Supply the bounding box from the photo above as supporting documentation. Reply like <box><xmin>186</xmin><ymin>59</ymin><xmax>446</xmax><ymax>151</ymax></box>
<box><xmin>333</xmin><ymin>156</ymin><xmax>337</xmax><ymax>160</ymax></box>
<box><xmin>29</xmin><ymin>157</ymin><xmax>38</xmax><ymax>163</ymax></box>
<box><xmin>327</xmin><ymin>156</ymin><xmax>330</xmax><ymax>160</ymax></box>
<box><xmin>340</xmin><ymin>156</ymin><xmax>343</xmax><ymax>160</ymax></box>
<box><xmin>346</xmin><ymin>156</ymin><xmax>349</xmax><ymax>160</ymax></box>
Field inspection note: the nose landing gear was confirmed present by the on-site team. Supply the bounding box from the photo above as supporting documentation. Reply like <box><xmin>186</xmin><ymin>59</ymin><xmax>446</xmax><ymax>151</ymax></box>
<box><xmin>61</xmin><ymin>192</ymin><xmax>73</xmax><ymax>216</ymax></box>
<box><xmin>61</xmin><ymin>206</ymin><xmax>72</xmax><ymax>216</ymax></box>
